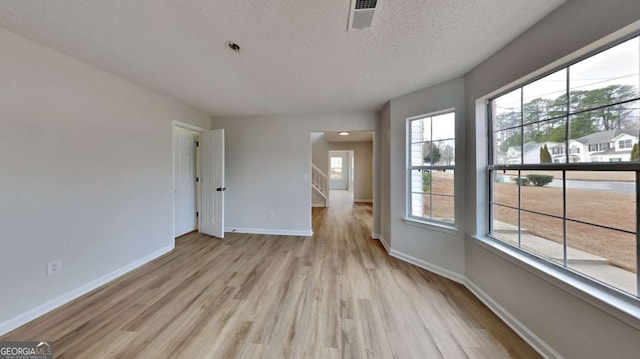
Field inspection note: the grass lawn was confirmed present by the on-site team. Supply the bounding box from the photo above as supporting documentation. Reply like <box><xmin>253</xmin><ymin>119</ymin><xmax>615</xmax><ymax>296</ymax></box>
<box><xmin>423</xmin><ymin>171</ymin><xmax>636</xmax><ymax>273</ymax></box>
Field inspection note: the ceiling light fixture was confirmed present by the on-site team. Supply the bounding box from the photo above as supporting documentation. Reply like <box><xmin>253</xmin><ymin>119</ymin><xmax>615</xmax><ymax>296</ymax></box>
<box><xmin>227</xmin><ymin>42</ymin><xmax>240</xmax><ymax>52</ymax></box>
<box><xmin>339</xmin><ymin>131</ymin><xmax>350</xmax><ymax>136</ymax></box>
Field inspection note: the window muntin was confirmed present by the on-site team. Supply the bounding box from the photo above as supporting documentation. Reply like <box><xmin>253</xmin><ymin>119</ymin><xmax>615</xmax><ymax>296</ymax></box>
<box><xmin>488</xmin><ymin>36</ymin><xmax>640</xmax><ymax>298</ymax></box>
<box><xmin>408</xmin><ymin>111</ymin><xmax>455</xmax><ymax>225</ymax></box>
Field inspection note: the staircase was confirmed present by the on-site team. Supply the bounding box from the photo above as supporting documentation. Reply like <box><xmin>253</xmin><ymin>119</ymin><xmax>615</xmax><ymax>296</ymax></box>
<box><xmin>311</xmin><ymin>164</ymin><xmax>328</xmax><ymax>207</ymax></box>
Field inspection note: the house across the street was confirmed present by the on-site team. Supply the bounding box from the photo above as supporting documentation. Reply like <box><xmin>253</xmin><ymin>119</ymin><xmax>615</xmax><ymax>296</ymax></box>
<box><xmin>499</xmin><ymin>129</ymin><xmax>639</xmax><ymax>164</ymax></box>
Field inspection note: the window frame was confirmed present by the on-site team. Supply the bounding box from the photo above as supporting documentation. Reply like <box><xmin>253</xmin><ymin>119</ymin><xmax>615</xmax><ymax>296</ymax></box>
<box><xmin>486</xmin><ymin>33</ymin><xmax>640</xmax><ymax>300</ymax></box>
<box><xmin>406</xmin><ymin>109</ymin><xmax>457</xmax><ymax>228</ymax></box>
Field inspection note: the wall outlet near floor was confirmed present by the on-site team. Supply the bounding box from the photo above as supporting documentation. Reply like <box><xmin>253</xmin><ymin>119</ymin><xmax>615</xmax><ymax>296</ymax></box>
<box><xmin>268</xmin><ymin>211</ymin><xmax>274</xmax><ymax>219</ymax></box>
<box><xmin>47</xmin><ymin>259</ymin><xmax>62</xmax><ymax>276</ymax></box>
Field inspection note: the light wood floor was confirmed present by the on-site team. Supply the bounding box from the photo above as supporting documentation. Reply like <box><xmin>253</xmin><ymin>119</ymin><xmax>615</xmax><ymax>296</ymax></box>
<box><xmin>2</xmin><ymin>191</ymin><xmax>540</xmax><ymax>358</ymax></box>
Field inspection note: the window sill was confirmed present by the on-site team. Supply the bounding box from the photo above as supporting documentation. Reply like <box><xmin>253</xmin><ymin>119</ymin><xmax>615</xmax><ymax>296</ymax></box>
<box><xmin>402</xmin><ymin>217</ymin><xmax>458</xmax><ymax>235</ymax></box>
<box><xmin>471</xmin><ymin>234</ymin><xmax>640</xmax><ymax>331</ymax></box>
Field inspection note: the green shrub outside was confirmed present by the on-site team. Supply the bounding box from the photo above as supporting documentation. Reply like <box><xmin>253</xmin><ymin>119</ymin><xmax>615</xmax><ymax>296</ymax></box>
<box><xmin>526</xmin><ymin>174</ymin><xmax>554</xmax><ymax>186</ymax></box>
<box><xmin>422</xmin><ymin>171</ymin><xmax>431</xmax><ymax>192</ymax></box>
<box><xmin>539</xmin><ymin>144</ymin><xmax>552</xmax><ymax>163</ymax></box>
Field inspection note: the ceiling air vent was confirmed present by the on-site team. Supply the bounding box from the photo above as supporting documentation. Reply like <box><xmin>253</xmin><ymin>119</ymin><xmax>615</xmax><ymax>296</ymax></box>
<box><xmin>348</xmin><ymin>0</ymin><xmax>379</xmax><ymax>31</ymax></box>
<box><xmin>355</xmin><ymin>0</ymin><xmax>377</xmax><ymax>9</ymax></box>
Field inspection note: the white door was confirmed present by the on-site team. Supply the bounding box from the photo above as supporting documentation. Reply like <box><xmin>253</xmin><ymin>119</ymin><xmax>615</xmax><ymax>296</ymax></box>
<box><xmin>174</xmin><ymin>129</ymin><xmax>197</xmax><ymax>237</ymax></box>
<box><xmin>329</xmin><ymin>152</ymin><xmax>349</xmax><ymax>190</ymax></box>
<box><xmin>200</xmin><ymin>129</ymin><xmax>225</xmax><ymax>238</ymax></box>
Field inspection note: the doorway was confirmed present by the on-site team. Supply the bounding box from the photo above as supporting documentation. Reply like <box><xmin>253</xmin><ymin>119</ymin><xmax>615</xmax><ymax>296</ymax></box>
<box><xmin>311</xmin><ymin>131</ymin><xmax>375</xmax><ymax>234</ymax></box>
<box><xmin>173</xmin><ymin>124</ymin><xmax>201</xmax><ymax>238</ymax></box>
<box><xmin>173</xmin><ymin>123</ymin><xmax>226</xmax><ymax>240</ymax></box>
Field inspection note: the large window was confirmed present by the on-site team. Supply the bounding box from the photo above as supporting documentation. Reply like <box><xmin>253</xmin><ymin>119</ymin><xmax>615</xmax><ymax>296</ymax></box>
<box><xmin>488</xmin><ymin>36</ymin><xmax>640</xmax><ymax>298</ymax></box>
<box><xmin>408</xmin><ymin>111</ymin><xmax>455</xmax><ymax>225</ymax></box>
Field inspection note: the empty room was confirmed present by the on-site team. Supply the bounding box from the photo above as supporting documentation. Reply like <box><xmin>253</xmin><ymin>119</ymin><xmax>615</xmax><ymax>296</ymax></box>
<box><xmin>1</xmin><ymin>1</ymin><xmax>639</xmax><ymax>358</ymax></box>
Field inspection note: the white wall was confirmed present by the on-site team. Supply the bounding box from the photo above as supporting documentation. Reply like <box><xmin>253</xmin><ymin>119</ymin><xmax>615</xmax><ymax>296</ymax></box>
<box><xmin>328</xmin><ymin>142</ymin><xmax>373</xmax><ymax>202</ymax></box>
<box><xmin>377</xmin><ymin>103</ymin><xmax>391</xmax><ymax>247</ymax></box>
<box><xmin>386</xmin><ymin>77</ymin><xmax>466</xmax><ymax>280</ymax></box>
<box><xmin>310</xmin><ymin>132</ymin><xmax>329</xmax><ymax>172</ymax></box>
<box><xmin>210</xmin><ymin>114</ymin><xmax>376</xmax><ymax>235</ymax></box>
<box><xmin>464</xmin><ymin>0</ymin><xmax>640</xmax><ymax>357</ymax></box>
<box><xmin>0</xmin><ymin>28</ymin><xmax>210</xmax><ymax>332</ymax></box>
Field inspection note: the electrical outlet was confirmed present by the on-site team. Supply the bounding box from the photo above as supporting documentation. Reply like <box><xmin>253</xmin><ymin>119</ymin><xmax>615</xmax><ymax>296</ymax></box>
<box><xmin>47</xmin><ymin>260</ymin><xmax>62</xmax><ymax>276</ymax></box>
<box><xmin>268</xmin><ymin>211</ymin><xmax>274</xmax><ymax>219</ymax></box>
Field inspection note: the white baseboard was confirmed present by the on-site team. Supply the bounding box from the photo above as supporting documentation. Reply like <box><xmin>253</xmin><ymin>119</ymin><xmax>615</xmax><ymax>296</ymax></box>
<box><xmin>312</xmin><ymin>203</ymin><xmax>326</xmax><ymax>208</ymax></box>
<box><xmin>0</xmin><ymin>244</ymin><xmax>174</xmax><ymax>336</ymax></box>
<box><xmin>464</xmin><ymin>279</ymin><xmax>561</xmax><ymax>359</ymax></box>
<box><xmin>354</xmin><ymin>198</ymin><xmax>373</xmax><ymax>203</ymax></box>
<box><xmin>378</xmin><ymin>235</ymin><xmax>391</xmax><ymax>253</ymax></box>
<box><xmin>389</xmin><ymin>249</ymin><xmax>465</xmax><ymax>284</ymax></box>
<box><xmin>371</xmin><ymin>232</ymin><xmax>380</xmax><ymax>240</ymax></box>
<box><xmin>225</xmin><ymin>227</ymin><xmax>313</xmax><ymax>237</ymax></box>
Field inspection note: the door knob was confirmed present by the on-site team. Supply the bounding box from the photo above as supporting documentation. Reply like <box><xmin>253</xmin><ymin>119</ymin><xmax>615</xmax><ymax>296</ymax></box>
<box><xmin>216</xmin><ymin>187</ymin><xmax>226</xmax><ymax>191</ymax></box>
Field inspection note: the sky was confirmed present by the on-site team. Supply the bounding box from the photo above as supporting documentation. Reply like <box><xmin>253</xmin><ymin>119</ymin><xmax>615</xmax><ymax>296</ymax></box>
<box><xmin>427</xmin><ymin>112</ymin><xmax>456</xmax><ymax>141</ymax></box>
<box><xmin>494</xmin><ymin>36</ymin><xmax>639</xmax><ymax>115</ymax></box>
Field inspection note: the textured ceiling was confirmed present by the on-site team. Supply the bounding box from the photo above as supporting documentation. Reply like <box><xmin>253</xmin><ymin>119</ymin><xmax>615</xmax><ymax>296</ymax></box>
<box><xmin>0</xmin><ymin>0</ymin><xmax>564</xmax><ymax>116</ymax></box>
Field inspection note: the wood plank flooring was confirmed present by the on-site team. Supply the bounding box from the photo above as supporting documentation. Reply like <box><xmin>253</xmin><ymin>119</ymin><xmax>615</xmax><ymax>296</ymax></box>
<box><xmin>2</xmin><ymin>191</ymin><xmax>540</xmax><ymax>358</ymax></box>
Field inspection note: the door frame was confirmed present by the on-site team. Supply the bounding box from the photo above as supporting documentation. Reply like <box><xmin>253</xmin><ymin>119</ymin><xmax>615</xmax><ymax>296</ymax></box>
<box><xmin>172</xmin><ymin>120</ymin><xmax>204</xmax><ymax>244</ymax></box>
<box><xmin>310</xmin><ymin>130</ymin><xmax>378</xmax><ymax>238</ymax></box>
<box><xmin>348</xmin><ymin>150</ymin><xmax>355</xmax><ymax>192</ymax></box>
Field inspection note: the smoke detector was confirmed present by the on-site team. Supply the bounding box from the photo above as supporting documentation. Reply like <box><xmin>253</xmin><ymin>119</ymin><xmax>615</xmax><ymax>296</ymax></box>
<box><xmin>348</xmin><ymin>0</ymin><xmax>379</xmax><ymax>31</ymax></box>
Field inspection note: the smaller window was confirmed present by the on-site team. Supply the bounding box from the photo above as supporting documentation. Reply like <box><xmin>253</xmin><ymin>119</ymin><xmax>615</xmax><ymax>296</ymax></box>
<box><xmin>330</xmin><ymin>157</ymin><xmax>343</xmax><ymax>179</ymax></box>
<box><xmin>407</xmin><ymin>111</ymin><xmax>456</xmax><ymax>225</ymax></box>
<box><xmin>619</xmin><ymin>139</ymin><xmax>633</xmax><ymax>149</ymax></box>
<box><xmin>590</xmin><ymin>143</ymin><xmax>611</xmax><ymax>151</ymax></box>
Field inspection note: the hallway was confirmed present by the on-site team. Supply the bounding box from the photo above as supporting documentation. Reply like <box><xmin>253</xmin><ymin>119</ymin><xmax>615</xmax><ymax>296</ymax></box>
<box><xmin>3</xmin><ymin>196</ymin><xmax>538</xmax><ymax>358</ymax></box>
